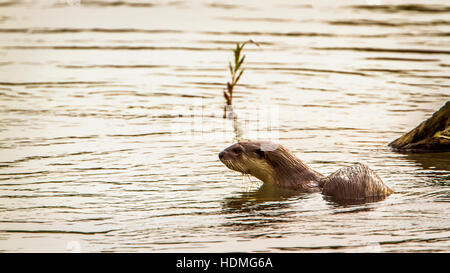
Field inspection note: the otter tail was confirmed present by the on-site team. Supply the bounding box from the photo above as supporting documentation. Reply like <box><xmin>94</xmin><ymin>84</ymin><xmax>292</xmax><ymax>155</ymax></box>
<box><xmin>320</xmin><ymin>163</ymin><xmax>393</xmax><ymax>200</ymax></box>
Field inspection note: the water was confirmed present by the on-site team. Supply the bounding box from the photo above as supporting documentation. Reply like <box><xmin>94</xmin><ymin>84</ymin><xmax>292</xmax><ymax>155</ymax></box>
<box><xmin>0</xmin><ymin>0</ymin><xmax>449</xmax><ymax>252</ymax></box>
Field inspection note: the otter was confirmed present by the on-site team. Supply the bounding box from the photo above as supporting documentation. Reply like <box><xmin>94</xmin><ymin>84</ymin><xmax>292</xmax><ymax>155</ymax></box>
<box><xmin>219</xmin><ymin>141</ymin><xmax>393</xmax><ymax>201</ymax></box>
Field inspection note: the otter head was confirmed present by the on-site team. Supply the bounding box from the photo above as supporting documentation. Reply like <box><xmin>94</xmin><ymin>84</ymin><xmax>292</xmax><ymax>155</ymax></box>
<box><xmin>219</xmin><ymin>141</ymin><xmax>324</xmax><ymax>190</ymax></box>
<box><xmin>218</xmin><ymin>141</ymin><xmax>279</xmax><ymax>185</ymax></box>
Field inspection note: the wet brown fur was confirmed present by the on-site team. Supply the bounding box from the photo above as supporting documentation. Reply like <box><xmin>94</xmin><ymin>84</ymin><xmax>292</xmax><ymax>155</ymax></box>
<box><xmin>219</xmin><ymin>141</ymin><xmax>393</xmax><ymax>200</ymax></box>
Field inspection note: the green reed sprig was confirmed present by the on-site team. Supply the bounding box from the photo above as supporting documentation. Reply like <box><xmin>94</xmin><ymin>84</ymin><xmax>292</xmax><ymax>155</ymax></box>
<box><xmin>223</xmin><ymin>40</ymin><xmax>259</xmax><ymax>106</ymax></box>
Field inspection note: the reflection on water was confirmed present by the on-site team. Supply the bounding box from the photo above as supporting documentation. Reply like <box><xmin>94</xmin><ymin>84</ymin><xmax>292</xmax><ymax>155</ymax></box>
<box><xmin>406</xmin><ymin>152</ymin><xmax>450</xmax><ymax>171</ymax></box>
<box><xmin>323</xmin><ymin>195</ymin><xmax>390</xmax><ymax>207</ymax></box>
<box><xmin>0</xmin><ymin>0</ymin><xmax>449</xmax><ymax>252</ymax></box>
<box><xmin>221</xmin><ymin>184</ymin><xmax>305</xmax><ymax>231</ymax></box>
<box><xmin>222</xmin><ymin>184</ymin><xmax>306</xmax><ymax>214</ymax></box>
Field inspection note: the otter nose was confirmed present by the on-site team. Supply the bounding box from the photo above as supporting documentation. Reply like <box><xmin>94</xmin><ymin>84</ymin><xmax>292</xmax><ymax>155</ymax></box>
<box><xmin>218</xmin><ymin>151</ymin><xmax>225</xmax><ymax>160</ymax></box>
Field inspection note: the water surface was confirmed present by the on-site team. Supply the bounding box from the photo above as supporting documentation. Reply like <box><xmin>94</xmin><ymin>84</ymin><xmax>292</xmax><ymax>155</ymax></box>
<box><xmin>0</xmin><ymin>0</ymin><xmax>449</xmax><ymax>252</ymax></box>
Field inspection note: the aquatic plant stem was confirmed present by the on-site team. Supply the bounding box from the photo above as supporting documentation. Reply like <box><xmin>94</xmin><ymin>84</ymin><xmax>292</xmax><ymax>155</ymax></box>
<box><xmin>222</xmin><ymin>40</ymin><xmax>259</xmax><ymax>119</ymax></box>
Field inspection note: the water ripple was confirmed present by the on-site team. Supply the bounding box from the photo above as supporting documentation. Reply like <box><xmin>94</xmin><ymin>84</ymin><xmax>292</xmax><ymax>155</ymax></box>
<box><xmin>0</xmin><ymin>0</ymin><xmax>448</xmax><ymax>253</ymax></box>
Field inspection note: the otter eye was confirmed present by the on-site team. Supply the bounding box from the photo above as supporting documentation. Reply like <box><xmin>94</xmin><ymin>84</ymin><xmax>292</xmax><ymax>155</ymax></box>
<box><xmin>232</xmin><ymin>147</ymin><xmax>242</xmax><ymax>154</ymax></box>
<box><xmin>255</xmin><ymin>149</ymin><xmax>264</xmax><ymax>158</ymax></box>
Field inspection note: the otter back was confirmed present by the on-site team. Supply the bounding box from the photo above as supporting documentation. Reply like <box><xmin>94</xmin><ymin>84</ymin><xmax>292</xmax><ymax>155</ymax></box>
<box><xmin>321</xmin><ymin>163</ymin><xmax>393</xmax><ymax>200</ymax></box>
